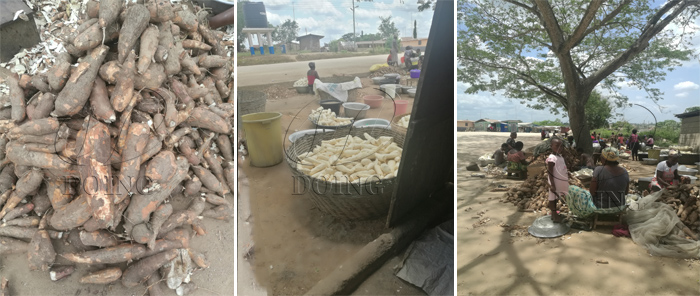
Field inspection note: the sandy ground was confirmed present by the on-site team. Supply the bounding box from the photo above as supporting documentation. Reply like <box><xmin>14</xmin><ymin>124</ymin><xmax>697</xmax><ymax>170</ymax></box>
<box><xmin>456</xmin><ymin>132</ymin><xmax>700</xmax><ymax>295</ymax></box>
<box><xmin>0</xmin><ymin>192</ymin><xmax>235</xmax><ymax>296</ymax></box>
<box><xmin>237</xmin><ymin>77</ymin><xmax>425</xmax><ymax>295</ymax></box>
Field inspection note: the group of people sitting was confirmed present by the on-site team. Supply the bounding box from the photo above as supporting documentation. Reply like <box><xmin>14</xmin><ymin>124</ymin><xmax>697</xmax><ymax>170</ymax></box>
<box><xmin>491</xmin><ymin>134</ymin><xmax>688</xmax><ymax>223</ymax></box>
<box><xmin>492</xmin><ymin>132</ymin><xmax>529</xmax><ymax>178</ymax></box>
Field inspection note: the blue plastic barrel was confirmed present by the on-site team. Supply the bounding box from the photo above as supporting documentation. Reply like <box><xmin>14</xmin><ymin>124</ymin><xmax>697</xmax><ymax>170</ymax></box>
<box><xmin>250</xmin><ymin>47</ymin><xmax>255</xmax><ymax>55</ymax></box>
<box><xmin>260</xmin><ymin>47</ymin><xmax>265</xmax><ymax>55</ymax></box>
<box><xmin>269</xmin><ymin>46</ymin><xmax>275</xmax><ymax>54</ymax></box>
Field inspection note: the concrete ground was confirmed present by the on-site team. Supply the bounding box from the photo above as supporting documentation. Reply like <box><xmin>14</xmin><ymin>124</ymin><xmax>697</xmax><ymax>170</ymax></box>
<box><xmin>237</xmin><ymin>76</ymin><xmax>428</xmax><ymax>295</ymax></box>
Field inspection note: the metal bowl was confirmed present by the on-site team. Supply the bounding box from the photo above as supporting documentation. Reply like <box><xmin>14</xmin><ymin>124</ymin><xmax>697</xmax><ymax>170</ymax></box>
<box><xmin>528</xmin><ymin>215</ymin><xmax>571</xmax><ymax>238</ymax></box>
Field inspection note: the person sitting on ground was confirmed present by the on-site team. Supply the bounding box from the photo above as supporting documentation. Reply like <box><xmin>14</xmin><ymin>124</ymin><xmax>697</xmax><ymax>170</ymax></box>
<box><xmin>650</xmin><ymin>150</ymin><xmax>688</xmax><ymax>191</ymax></box>
<box><xmin>493</xmin><ymin>143</ymin><xmax>508</xmax><ymax>167</ymax></box>
<box><xmin>546</xmin><ymin>137</ymin><xmax>568</xmax><ymax>222</ymax></box>
<box><xmin>306</xmin><ymin>62</ymin><xmax>320</xmax><ymax>95</ymax></box>
<box><xmin>578</xmin><ymin>153</ymin><xmax>595</xmax><ymax>170</ymax></box>
<box><xmin>403</xmin><ymin>46</ymin><xmax>414</xmax><ymax>70</ymax></box>
<box><xmin>590</xmin><ymin>147</ymin><xmax>629</xmax><ymax>209</ymax></box>
<box><xmin>564</xmin><ymin>147</ymin><xmax>628</xmax><ymax>219</ymax></box>
<box><xmin>506</xmin><ymin>141</ymin><xmax>529</xmax><ymax>178</ymax></box>
<box><xmin>506</xmin><ymin>132</ymin><xmax>517</xmax><ymax>151</ymax></box>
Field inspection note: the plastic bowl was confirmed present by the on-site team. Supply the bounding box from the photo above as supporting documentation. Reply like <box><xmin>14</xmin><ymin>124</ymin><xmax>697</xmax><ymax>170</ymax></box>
<box><xmin>294</xmin><ymin>86</ymin><xmax>309</xmax><ymax>93</ymax></box>
<box><xmin>384</xmin><ymin>73</ymin><xmax>400</xmax><ymax>80</ymax></box>
<box><xmin>363</xmin><ymin>95</ymin><xmax>383</xmax><ymax>109</ymax></box>
<box><xmin>320</xmin><ymin>99</ymin><xmax>342</xmax><ymax>114</ymax></box>
<box><xmin>288</xmin><ymin>129</ymin><xmax>332</xmax><ymax>143</ymax></box>
<box><xmin>342</xmin><ymin>102</ymin><xmax>370</xmax><ymax>119</ymax></box>
<box><xmin>642</xmin><ymin>158</ymin><xmax>658</xmax><ymax>165</ymax></box>
<box><xmin>353</xmin><ymin>118</ymin><xmax>390</xmax><ymax>128</ymax></box>
<box><xmin>678</xmin><ymin>168</ymin><xmax>698</xmax><ymax>176</ymax></box>
<box><xmin>407</xmin><ymin>88</ymin><xmax>417</xmax><ymax>97</ymax></box>
<box><xmin>371</xmin><ymin>77</ymin><xmax>384</xmax><ymax>85</ymax></box>
<box><xmin>687</xmin><ymin>175</ymin><xmax>698</xmax><ymax>184</ymax></box>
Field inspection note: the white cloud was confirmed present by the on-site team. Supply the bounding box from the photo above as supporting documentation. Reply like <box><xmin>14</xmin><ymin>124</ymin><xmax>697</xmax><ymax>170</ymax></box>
<box><xmin>673</xmin><ymin>81</ymin><xmax>699</xmax><ymax>91</ymax></box>
<box><xmin>264</xmin><ymin>0</ymin><xmax>293</xmax><ymax>7</ymax></box>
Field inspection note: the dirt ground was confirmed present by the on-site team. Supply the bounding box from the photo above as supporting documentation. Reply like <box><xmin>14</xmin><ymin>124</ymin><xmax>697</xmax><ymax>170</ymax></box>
<box><xmin>0</xmin><ymin>193</ymin><xmax>235</xmax><ymax>296</ymax></box>
<box><xmin>237</xmin><ymin>76</ymin><xmax>426</xmax><ymax>295</ymax></box>
<box><xmin>456</xmin><ymin>132</ymin><xmax>700</xmax><ymax>295</ymax></box>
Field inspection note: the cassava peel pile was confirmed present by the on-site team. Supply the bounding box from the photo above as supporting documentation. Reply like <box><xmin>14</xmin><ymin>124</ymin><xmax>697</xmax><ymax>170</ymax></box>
<box><xmin>0</xmin><ymin>0</ymin><xmax>233</xmax><ymax>294</ymax></box>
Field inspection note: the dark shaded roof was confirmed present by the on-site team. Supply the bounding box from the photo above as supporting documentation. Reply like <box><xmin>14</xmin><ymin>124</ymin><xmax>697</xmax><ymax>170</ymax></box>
<box><xmin>675</xmin><ymin>110</ymin><xmax>700</xmax><ymax>119</ymax></box>
<box><xmin>296</xmin><ymin>34</ymin><xmax>324</xmax><ymax>40</ymax></box>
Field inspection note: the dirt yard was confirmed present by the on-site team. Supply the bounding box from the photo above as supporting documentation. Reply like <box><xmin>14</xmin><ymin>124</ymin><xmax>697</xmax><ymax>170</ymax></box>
<box><xmin>237</xmin><ymin>76</ymin><xmax>425</xmax><ymax>295</ymax></box>
<box><xmin>456</xmin><ymin>132</ymin><xmax>700</xmax><ymax>295</ymax></box>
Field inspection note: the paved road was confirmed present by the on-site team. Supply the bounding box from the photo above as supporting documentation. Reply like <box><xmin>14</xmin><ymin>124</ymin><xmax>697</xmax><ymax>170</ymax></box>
<box><xmin>237</xmin><ymin>54</ymin><xmax>388</xmax><ymax>87</ymax></box>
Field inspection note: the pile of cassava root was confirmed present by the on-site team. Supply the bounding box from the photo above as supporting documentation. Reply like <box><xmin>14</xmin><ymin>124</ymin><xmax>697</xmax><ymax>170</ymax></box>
<box><xmin>0</xmin><ymin>0</ymin><xmax>233</xmax><ymax>294</ymax></box>
<box><xmin>649</xmin><ymin>184</ymin><xmax>700</xmax><ymax>230</ymax></box>
<box><xmin>500</xmin><ymin>170</ymin><xmax>583</xmax><ymax>213</ymax></box>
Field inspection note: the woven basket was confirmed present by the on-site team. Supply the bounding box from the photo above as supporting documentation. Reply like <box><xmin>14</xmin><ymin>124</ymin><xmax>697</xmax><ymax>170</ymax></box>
<box><xmin>390</xmin><ymin>113</ymin><xmax>411</xmax><ymax>135</ymax></box>
<box><xmin>237</xmin><ymin>90</ymin><xmax>267</xmax><ymax>127</ymax></box>
<box><xmin>285</xmin><ymin>128</ymin><xmax>406</xmax><ymax>220</ymax></box>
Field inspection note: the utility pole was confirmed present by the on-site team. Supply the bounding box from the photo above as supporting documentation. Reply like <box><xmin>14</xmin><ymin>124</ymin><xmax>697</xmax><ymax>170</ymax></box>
<box><xmin>350</xmin><ymin>0</ymin><xmax>359</xmax><ymax>47</ymax></box>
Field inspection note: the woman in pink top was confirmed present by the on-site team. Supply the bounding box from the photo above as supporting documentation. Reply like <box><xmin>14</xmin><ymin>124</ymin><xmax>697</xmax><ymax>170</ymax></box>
<box><xmin>546</xmin><ymin>138</ymin><xmax>568</xmax><ymax>222</ymax></box>
<box><xmin>629</xmin><ymin>129</ymin><xmax>640</xmax><ymax>161</ymax></box>
<box><xmin>307</xmin><ymin>62</ymin><xmax>320</xmax><ymax>94</ymax></box>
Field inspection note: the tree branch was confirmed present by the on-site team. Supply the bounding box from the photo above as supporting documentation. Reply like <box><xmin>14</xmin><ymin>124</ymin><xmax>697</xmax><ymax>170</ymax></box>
<box><xmin>533</xmin><ymin>0</ymin><xmax>565</xmax><ymax>51</ymax></box>
<box><xmin>561</xmin><ymin>1</ymin><xmax>602</xmax><ymax>52</ymax></box>
<box><xmin>581</xmin><ymin>0</ymin><xmax>632</xmax><ymax>39</ymax></box>
<box><xmin>585</xmin><ymin>0</ymin><xmax>698</xmax><ymax>89</ymax></box>
<box><xmin>461</xmin><ymin>56</ymin><xmax>568</xmax><ymax>107</ymax></box>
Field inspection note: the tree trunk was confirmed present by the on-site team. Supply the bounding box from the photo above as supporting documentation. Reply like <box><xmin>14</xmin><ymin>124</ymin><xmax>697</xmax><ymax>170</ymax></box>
<box><xmin>568</xmin><ymin>91</ymin><xmax>593</xmax><ymax>155</ymax></box>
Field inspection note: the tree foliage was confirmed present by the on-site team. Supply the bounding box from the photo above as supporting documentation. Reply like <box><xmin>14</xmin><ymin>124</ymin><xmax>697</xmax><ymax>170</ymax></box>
<box><xmin>272</xmin><ymin>19</ymin><xmax>299</xmax><ymax>45</ymax></box>
<box><xmin>458</xmin><ymin>0</ymin><xmax>699</xmax><ymax>152</ymax></box>
<box><xmin>533</xmin><ymin>119</ymin><xmax>566</xmax><ymax>126</ymax></box>
<box><xmin>685</xmin><ymin>106</ymin><xmax>700</xmax><ymax>113</ymax></box>
<box><xmin>585</xmin><ymin>91</ymin><xmax>613</xmax><ymax>130</ymax></box>
<box><xmin>378</xmin><ymin>16</ymin><xmax>400</xmax><ymax>39</ymax></box>
<box><xmin>413</xmin><ymin>20</ymin><xmax>418</xmax><ymax>39</ymax></box>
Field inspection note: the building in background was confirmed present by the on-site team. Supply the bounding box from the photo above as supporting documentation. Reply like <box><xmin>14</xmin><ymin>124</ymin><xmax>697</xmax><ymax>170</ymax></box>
<box><xmin>297</xmin><ymin>34</ymin><xmax>324</xmax><ymax>51</ymax></box>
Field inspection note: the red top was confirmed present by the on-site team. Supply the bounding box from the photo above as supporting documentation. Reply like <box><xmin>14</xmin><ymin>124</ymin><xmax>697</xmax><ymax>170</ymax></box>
<box><xmin>629</xmin><ymin>134</ymin><xmax>638</xmax><ymax>143</ymax></box>
<box><xmin>618</xmin><ymin>136</ymin><xmax>623</xmax><ymax>144</ymax></box>
<box><xmin>307</xmin><ymin>75</ymin><xmax>316</xmax><ymax>85</ymax></box>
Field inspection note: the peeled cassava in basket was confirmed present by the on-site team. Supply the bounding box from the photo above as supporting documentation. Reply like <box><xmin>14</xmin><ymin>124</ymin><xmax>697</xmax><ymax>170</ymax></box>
<box><xmin>0</xmin><ymin>0</ymin><xmax>233</xmax><ymax>293</ymax></box>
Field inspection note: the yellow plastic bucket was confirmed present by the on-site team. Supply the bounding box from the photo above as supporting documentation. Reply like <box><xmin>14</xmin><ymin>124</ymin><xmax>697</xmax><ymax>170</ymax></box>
<box><xmin>648</xmin><ymin>149</ymin><xmax>660</xmax><ymax>160</ymax></box>
<box><xmin>242</xmin><ymin>112</ymin><xmax>283</xmax><ymax>167</ymax></box>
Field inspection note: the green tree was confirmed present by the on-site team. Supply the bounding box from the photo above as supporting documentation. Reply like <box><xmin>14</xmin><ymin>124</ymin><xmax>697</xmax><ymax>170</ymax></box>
<box><xmin>378</xmin><ymin>16</ymin><xmax>400</xmax><ymax>40</ymax></box>
<box><xmin>585</xmin><ymin>91</ymin><xmax>613</xmax><ymax>130</ymax></box>
<box><xmin>417</xmin><ymin>0</ymin><xmax>435</xmax><ymax>11</ymax></box>
<box><xmin>413</xmin><ymin>20</ymin><xmax>417</xmax><ymax>39</ymax></box>
<box><xmin>685</xmin><ymin>106</ymin><xmax>700</xmax><ymax>113</ymax></box>
<box><xmin>533</xmin><ymin>119</ymin><xmax>566</xmax><ymax>126</ymax></box>
<box><xmin>272</xmin><ymin>19</ymin><xmax>299</xmax><ymax>46</ymax></box>
<box><xmin>236</xmin><ymin>1</ymin><xmax>247</xmax><ymax>52</ymax></box>
<box><xmin>458</xmin><ymin>0</ymin><xmax>698</xmax><ymax>153</ymax></box>
<box><xmin>341</xmin><ymin>33</ymin><xmax>356</xmax><ymax>41</ymax></box>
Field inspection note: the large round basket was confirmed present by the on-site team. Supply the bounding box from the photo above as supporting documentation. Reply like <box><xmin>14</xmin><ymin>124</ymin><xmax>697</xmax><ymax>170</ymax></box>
<box><xmin>390</xmin><ymin>113</ymin><xmax>411</xmax><ymax>135</ymax></box>
<box><xmin>285</xmin><ymin>128</ymin><xmax>406</xmax><ymax>220</ymax></box>
<box><xmin>237</xmin><ymin>90</ymin><xmax>267</xmax><ymax>127</ymax></box>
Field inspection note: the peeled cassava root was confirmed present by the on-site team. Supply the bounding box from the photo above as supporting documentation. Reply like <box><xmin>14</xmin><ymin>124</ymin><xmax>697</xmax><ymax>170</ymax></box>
<box><xmin>0</xmin><ymin>0</ymin><xmax>233</xmax><ymax>293</ymax></box>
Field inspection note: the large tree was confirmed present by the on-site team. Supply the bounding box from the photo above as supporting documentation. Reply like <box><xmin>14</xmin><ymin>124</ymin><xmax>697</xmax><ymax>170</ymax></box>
<box><xmin>458</xmin><ymin>0</ymin><xmax>699</xmax><ymax>153</ymax></box>
<box><xmin>272</xmin><ymin>19</ymin><xmax>299</xmax><ymax>47</ymax></box>
<box><xmin>378</xmin><ymin>16</ymin><xmax>400</xmax><ymax>39</ymax></box>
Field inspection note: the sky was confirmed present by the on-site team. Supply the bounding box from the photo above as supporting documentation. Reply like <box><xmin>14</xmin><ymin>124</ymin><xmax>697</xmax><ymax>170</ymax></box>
<box><xmin>245</xmin><ymin>0</ymin><xmax>435</xmax><ymax>45</ymax></box>
<box><xmin>456</xmin><ymin>2</ymin><xmax>700</xmax><ymax>124</ymax></box>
